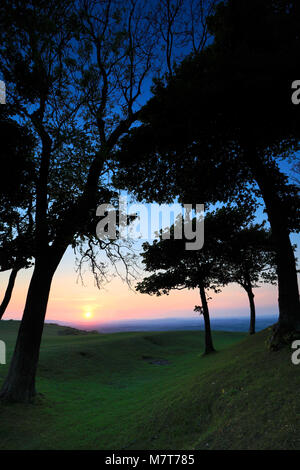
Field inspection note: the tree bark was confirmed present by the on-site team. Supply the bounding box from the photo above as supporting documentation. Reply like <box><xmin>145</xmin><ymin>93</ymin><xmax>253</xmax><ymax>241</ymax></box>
<box><xmin>199</xmin><ymin>284</ymin><xmax>215</xmax><ymax>354</ymax></box>
<box><xmin>0</xmin><ymin>253</ymin><xmax>61</xmax><ymax>403</ymax></box>
<box><xmin>243</xmin><ymin>147</ymin><xmax>300</xmax><ymax>347</ymax></box>
<box><xmin>0</xmin><ymin>268</ymin><xmax>19</xmax><ymax>320</ymax></box>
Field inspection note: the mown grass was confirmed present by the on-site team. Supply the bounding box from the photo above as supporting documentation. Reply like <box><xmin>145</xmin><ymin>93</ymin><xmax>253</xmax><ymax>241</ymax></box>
<box><xmin>0</xmin><ymin>320</ymin><xmax>299</xmax><ymax>450</ymax></box>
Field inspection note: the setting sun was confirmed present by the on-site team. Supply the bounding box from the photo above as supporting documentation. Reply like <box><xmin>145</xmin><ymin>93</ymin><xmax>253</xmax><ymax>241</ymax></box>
<box><xmin>84</xmin><ymin>312</ymin><xmax>93</xmax><ymax>319</ymax></box>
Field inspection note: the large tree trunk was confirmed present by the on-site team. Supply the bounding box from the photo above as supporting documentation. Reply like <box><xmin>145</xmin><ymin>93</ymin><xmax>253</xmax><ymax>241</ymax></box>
<box><xmin>199</xmin><ymin>284</ymin><xmax>215</xmax><ymax>354</ymax></box>
<box><xmin>270</xmin><ymin>226</ymin><xmax>300</xmax><ymax>346</ymax></box>
<box><xmin>0</xmin><ymin>254</ymin><xmax>61</xmax><ymax>403</ymax></box>
<box><xmin>243</xmin><ymin>147</ymin><xmax>300</xmax><ymax>348</ymax></box>
<box><xmin>0</xmin><ymin>268</ymin><xmax>19</xmax><ymax>320</ymax></box>
<box><xmin>260</xmin><ymin>201</ymin><xmax>299</xmax><ymax>347</ymax></box>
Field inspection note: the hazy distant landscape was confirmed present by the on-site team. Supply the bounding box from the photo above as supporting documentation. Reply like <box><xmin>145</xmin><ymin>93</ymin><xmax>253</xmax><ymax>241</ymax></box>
<box><xmin>49</xmin><ymin>314</ymin><xmax>278</xmax><ymax>334</ymax></box>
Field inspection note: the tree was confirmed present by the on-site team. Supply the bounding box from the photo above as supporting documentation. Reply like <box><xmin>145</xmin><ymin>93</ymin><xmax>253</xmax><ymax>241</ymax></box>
<box><xmin>219</xmin><ymin>224</ymin><xmax>277</xmax><ymax>335</ymax></box>
<box><xmin>115</xmin><ymin>0</ymin><xmax>300</xmax><ymax>348</ymax></box>
<box><xmin>0</xmin><ymin>0</ymin><xmax>120</xmax><ymax>403</ymax></box>
<box><xmin>0</xmin><ymin>0</ymin><xmax>216</xmax><ymax>402</ymax></box>
<box><xmin>0</xmin><ymin>110</ymin><xmax>35</xmax><ymax>319</ymax></box>
<box><xmin>136</xmin><ymin>206</ymin><xmax>254</xmax><ymax>354</ymax></box>
<box><xmin>0</xmin><ymin>231</ymin><xmax>33</xmax><ymax>320</ymax></box>
<box><xmin>205</xmin><ymin>0</ymin><xmax>300</xmax><ymax>347</ymax></box>
<box><xmin>136</xmin><ymin>224</ymin><xmax>216</xmax><ymax>355</ymax></box>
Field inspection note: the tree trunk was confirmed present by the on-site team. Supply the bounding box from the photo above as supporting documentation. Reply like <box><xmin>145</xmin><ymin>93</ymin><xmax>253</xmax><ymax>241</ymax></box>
<box><xmin>199</xmin><ymin>284</ymin><xmax>215</xmax><ymax>354</ymax></box>
<box><xmin>245</xmin><ymin>286</ymin><xmax>256</xmax><ymax>335</ymax></box>
<box><xmin>0</xmin><ymin>268</ymin><xmax>19</xmax><ymax>320</ymax></box>
<box><xmin>243</xmin><ymin>147</ymin><xmax>300</xmax><ymax>347</ymax></box>
<box><xmin>261</xmin><ymin>198</ymin><xmax>299</xmax><ymax>347</ymax></box>
<box><xmin>0</xmin><ymin>254</ymin><xmax>60</xmax><ymax>403</ymax></box>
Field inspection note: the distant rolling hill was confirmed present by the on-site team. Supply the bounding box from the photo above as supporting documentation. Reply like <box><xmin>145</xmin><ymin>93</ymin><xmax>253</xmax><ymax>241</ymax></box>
<box><xmin>96</xmin><ymin>315</ymin><xmax>279</xmax><ymax>333</ymax></box>
<box><xmin>58</xmin><ymin>314</ymin><xmax>278</xmax><ymax>334</ymax></box>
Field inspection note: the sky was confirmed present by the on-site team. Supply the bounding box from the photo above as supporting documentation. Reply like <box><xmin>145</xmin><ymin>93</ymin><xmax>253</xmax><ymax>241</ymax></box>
<box><xmin>1</xmin><ymin>3</ymin><xmax>299</xmax><ymax>329</ymax></box>
<box><xmin>0</xmin><ymin>123</ymin><xmax>298</xmax><ymax>327</ymax></box>
<box><xmin>0</xmin><ymin>244</ymin><xmax>283</xmax><ymax>326</ymax></box>
<box><xmin>1</xmin><ymin>190</ymin><xmax>299</xmax><ymax>327</ymax></box>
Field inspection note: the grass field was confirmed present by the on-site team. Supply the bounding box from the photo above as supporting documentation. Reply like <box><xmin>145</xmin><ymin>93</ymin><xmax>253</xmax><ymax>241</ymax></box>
<box><xmin>0</xmin><ymin>320</ymin><xmax>299</xmax><ymax>450</ymax></box>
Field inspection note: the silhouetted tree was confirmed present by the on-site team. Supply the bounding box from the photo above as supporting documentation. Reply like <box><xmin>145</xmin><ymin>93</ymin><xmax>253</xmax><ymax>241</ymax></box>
<box><xmin>0</xmin><ymin>111</ymin><xmax>35</xmax><ymax>319</ymax></box>
<box><xmin>0</xmin><ymin>0</ymin><xmax>216</xmax><ymax>402</ymax></box>
<box><xmin>0</xmin><ymin>0</ymin><xmax>119</xmax><ymax>403</ymax></box>
<box><xmin>137</xmin><ymin>206</ymin><xmax>255</xmax><ymax>354</ymax></box>
<box><xmin>0</xmin><ymin>233</ymin><xmax>33</xmax><ymax>320</ymax></box>
<box><xmin>136</xmin><ymin>225</ymin><xmax>216</xmax><ymax>355</ymax></box>
<box><xmin>219</xmin><ymin>224</ymin><xmax>277</xmax><ymax>335</ymax></box>
<box><xmin>115</xmin><ymin>0</ymin><xmax>300</xmax><ymax>348</ymax></box>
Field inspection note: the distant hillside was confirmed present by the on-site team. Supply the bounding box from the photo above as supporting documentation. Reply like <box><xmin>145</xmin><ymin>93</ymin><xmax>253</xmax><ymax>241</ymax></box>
<box><xmin>47</xmin><ymin>314</ymin><xmax>278</xmax><ymax>334</ymax></box>
<box><xmin>0</xmin><ymin>320</ymin><xmax>298</xmax><ymax>450</ymax></box>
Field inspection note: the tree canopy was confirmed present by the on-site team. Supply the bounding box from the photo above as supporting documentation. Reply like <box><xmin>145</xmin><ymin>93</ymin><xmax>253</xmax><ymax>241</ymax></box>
<box><xmin>115</xmin><ymin>0</ymin><xmax>300</xmax><ymax>347</ymax></box>
<box><xmin>137</xmin><ymin>205</ymin><xmax>263</xmax><ymax>352</ymax></box>
<box><xmin>0</xmin><ymin>0</ymin><xmax>220</xmax><ymax>403</ymax></box>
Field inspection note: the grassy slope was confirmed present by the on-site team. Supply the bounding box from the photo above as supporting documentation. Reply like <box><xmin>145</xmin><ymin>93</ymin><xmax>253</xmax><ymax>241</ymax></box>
<box><xmin>0</xmin><ymin>320</ymin><xmax>299</xmax><ymax>450</ymax></box>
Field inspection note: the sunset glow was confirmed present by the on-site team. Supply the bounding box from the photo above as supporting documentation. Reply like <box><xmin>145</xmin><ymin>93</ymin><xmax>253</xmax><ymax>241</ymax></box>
<box><xmin>84</xmin><ymin>312</ymin><xmax>93</xmax><ymax>319</ymax></box>
<box><xmin>1</xmin><ymin>238</ymin><xmax>299</xmax><ymax>327</ymax></box>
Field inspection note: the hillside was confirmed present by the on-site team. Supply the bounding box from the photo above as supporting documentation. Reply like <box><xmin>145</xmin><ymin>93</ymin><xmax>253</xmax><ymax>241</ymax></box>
<box><xmin>0</xmin><ymin>320</ymin><xmax>298</xmax><ymax>450</ymax></box>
